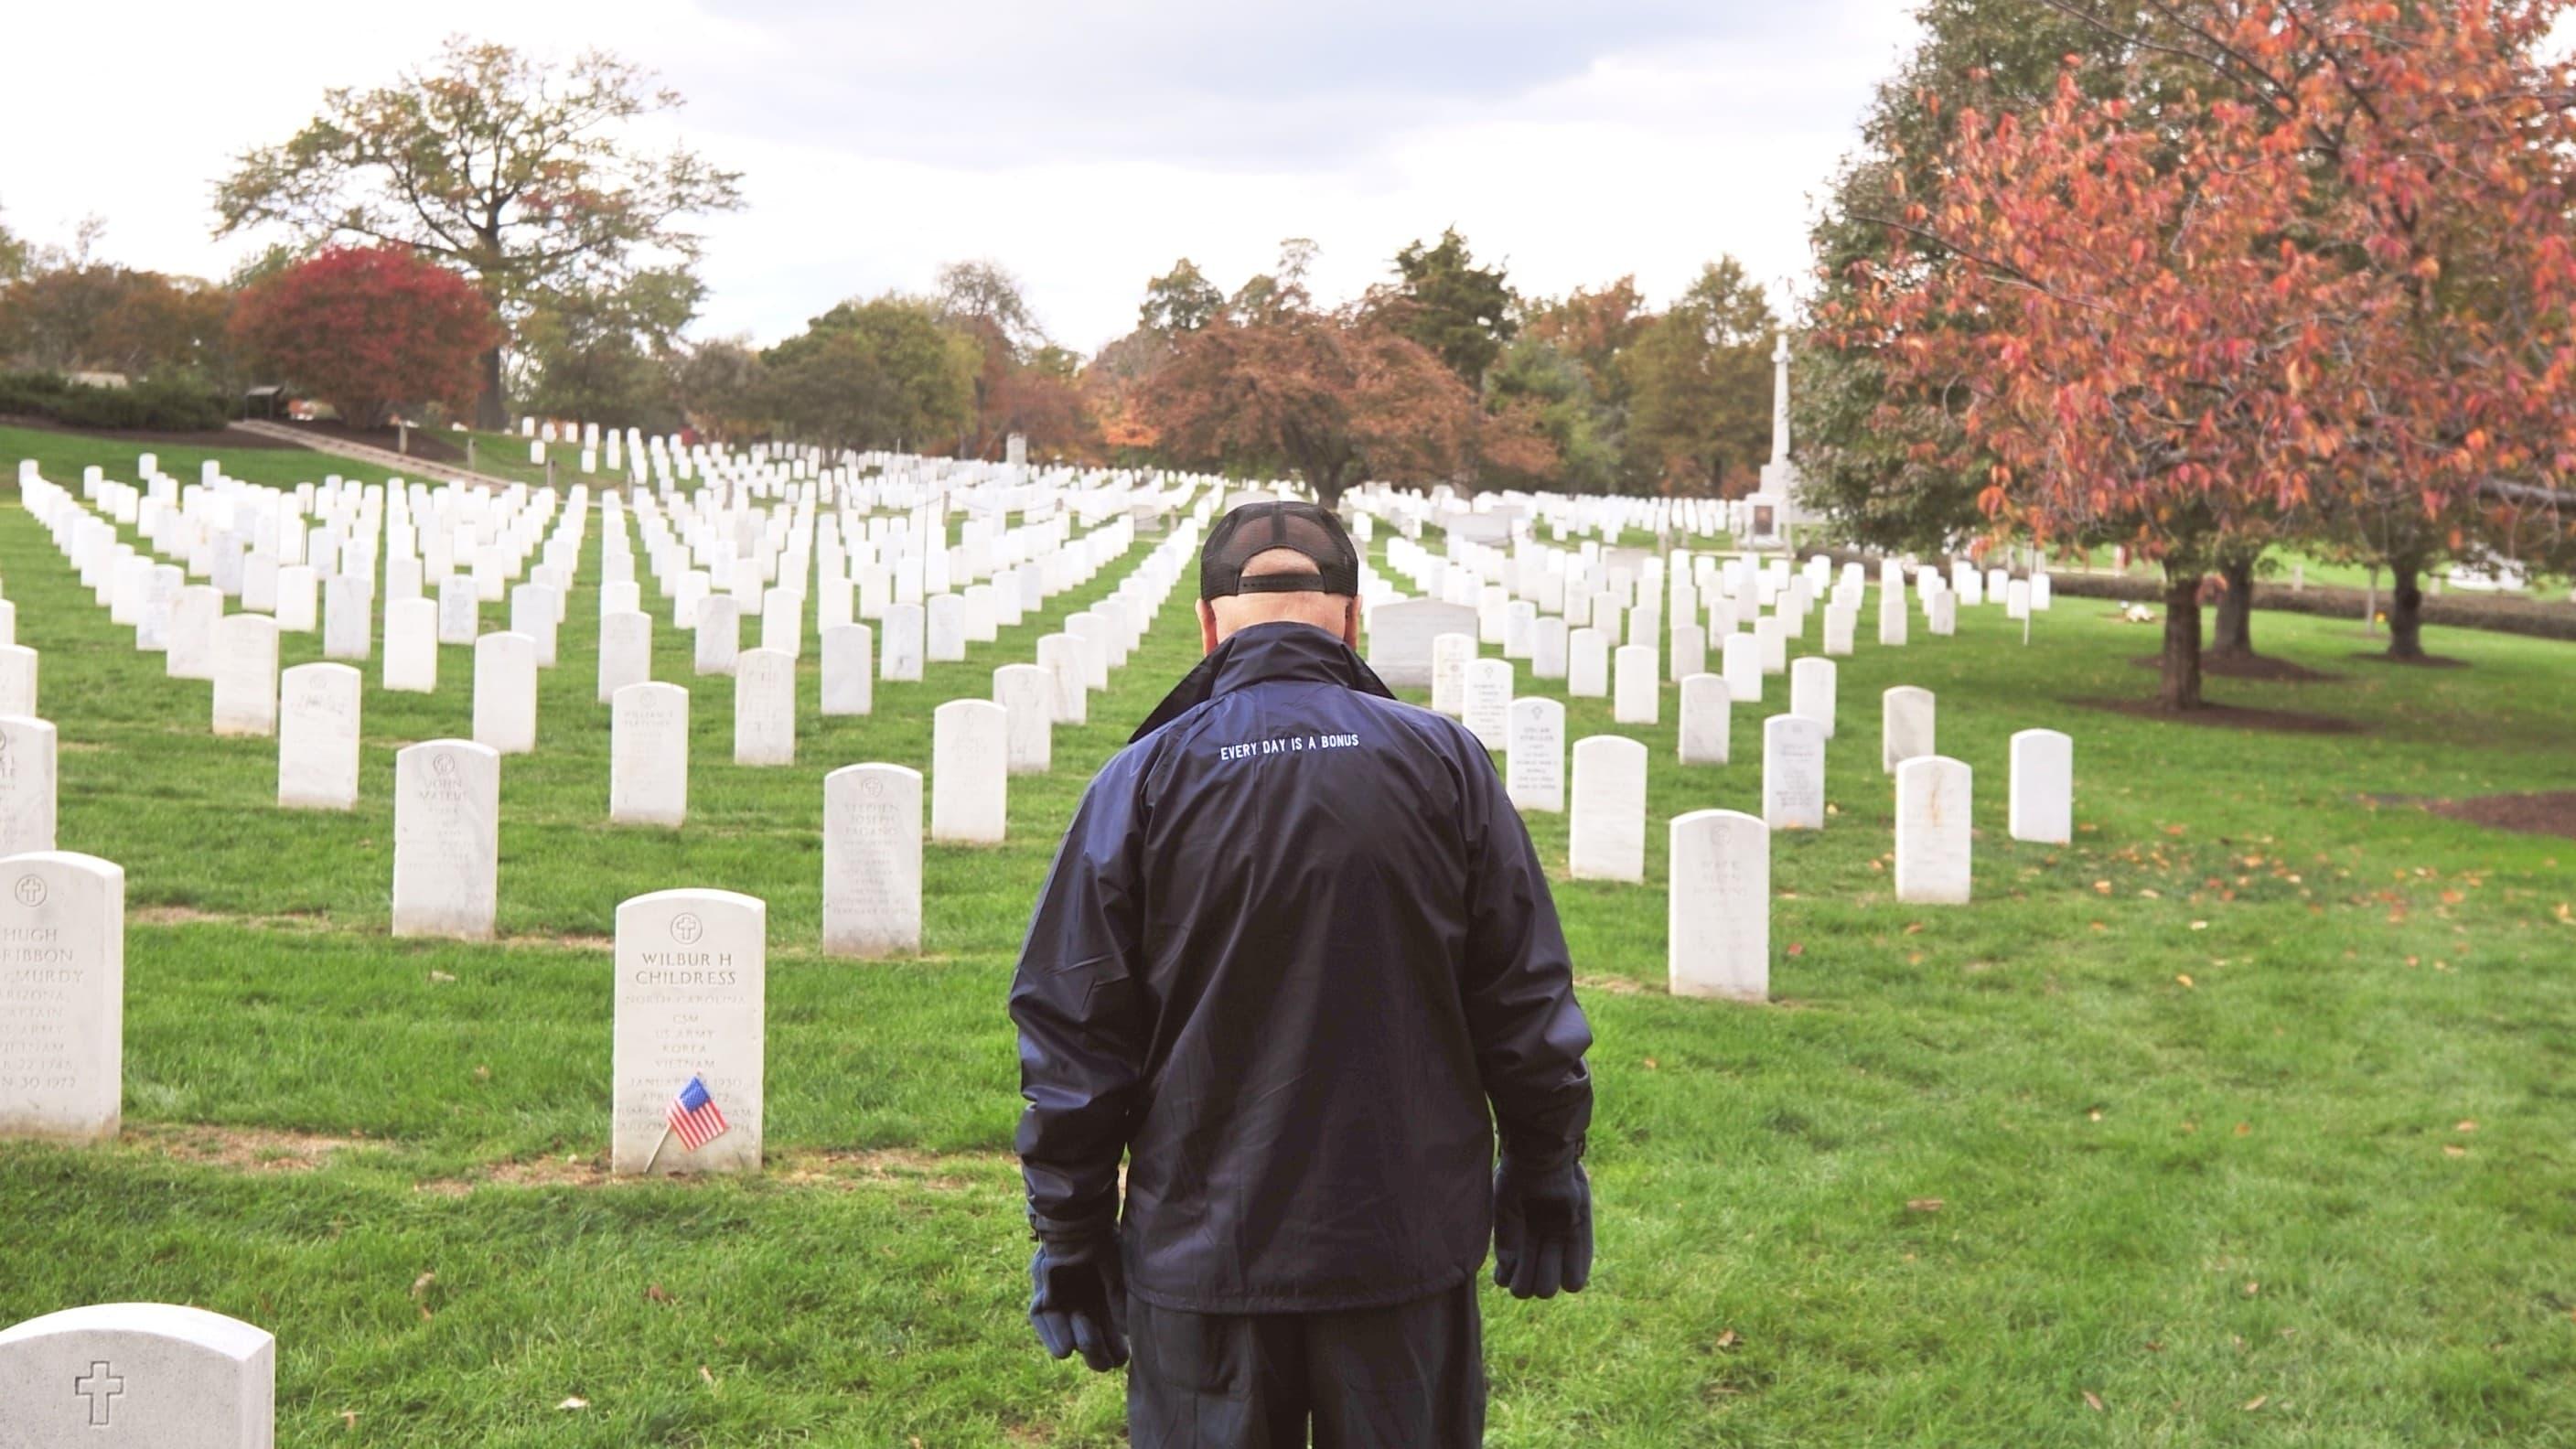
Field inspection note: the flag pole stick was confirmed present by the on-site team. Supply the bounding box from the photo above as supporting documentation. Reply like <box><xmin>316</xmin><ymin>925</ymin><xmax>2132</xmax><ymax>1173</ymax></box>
<box><xmin>641</xmin><ymin>1121</ymin><xmax>677</xmax><ymax>1176</ymax></box>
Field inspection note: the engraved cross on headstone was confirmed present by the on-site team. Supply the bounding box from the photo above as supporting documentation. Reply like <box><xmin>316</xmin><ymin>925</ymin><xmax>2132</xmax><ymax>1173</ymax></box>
<box><xmin>75</xmin><ymin>1358</ymin><xmax>125</xmax><ymax>1425</ymax></box>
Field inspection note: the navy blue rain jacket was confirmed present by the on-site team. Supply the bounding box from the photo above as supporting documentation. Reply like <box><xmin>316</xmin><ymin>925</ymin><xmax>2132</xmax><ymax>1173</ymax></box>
<box><xmin>1009</xmin><ymin>620</ymin><xmax>1594</xmax><ymax>1314</ymax></box>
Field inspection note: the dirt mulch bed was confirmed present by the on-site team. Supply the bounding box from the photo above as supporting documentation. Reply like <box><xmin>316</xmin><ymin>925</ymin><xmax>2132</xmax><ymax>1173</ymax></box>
<box><xmin>2131</xmin><ymin>652</ymin><xmax>2341</xmax><ymax>682</ymax></box>
<box><xmin>2075</xmin><ymin>697</ymin><xmax>2367</xmax><ymax>735</ymax></box>
<box><xmin>0</xmin><ymin>413</ymin><xmax>300</xmax><ymax>449</ymax></box>
<box><xmin>2417</xmin><ymin>791</ymin><xmax>2576</xmax><ymax>841</ymax></box>
<box><xmin>2349</xmin><ymin>651</ymin><xmax>2472</xmax><ymax>669</ymax></box>
<box><xmin>276</xmin><ymin>418</ymin><xmax>471</xmax><ymax>464</ymax></box>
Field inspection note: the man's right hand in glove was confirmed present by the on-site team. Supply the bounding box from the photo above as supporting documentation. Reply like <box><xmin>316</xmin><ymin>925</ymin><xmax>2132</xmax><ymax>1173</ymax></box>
<box><xmin>1493</xmin><ymin>1157</ymin><xmax>1594</xmax><ymax>1300</ymax></box>
<box><xmin>1028</xmin><ymin>1234</ymin><xmax>1129</xmax><ymax>1371</ymax></box>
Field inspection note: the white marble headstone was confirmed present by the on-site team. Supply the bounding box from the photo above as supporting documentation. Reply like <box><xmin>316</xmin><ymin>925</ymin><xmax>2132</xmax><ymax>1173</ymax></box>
<box><xmin>1761</xmin><ymin>714</ymin><xmax>1826</xmax><ymax>832</ymax></box>
<box><xmin>612</xmin><ymin>888</ymin><xmax>766</xmax><ymax>1175</ymax></box>
<box><xmin>1568</xmin><ymin>735</ymin><xmax>1648</xmax><ymax>883</ymax></box>
<box><xmin>822</xmin><ymin>763</ymin><xmax>922</xmax><ymax>957</ymax></box>
<box><xmin>1883</xmin><ymin>686</ymin><xmax>1936</xmax><ymax>775</ymax></box>
<box><xmin>276</xmin><ymin>664</ymin><xmax>360</xmax><ymax>811</ymax></box>
<box><xmin>1678</xmin><ymin>674</ymin><xmax>1731</xmax><ymax>766</ymax></box>
<box><xmin>931</xmin><ymin>699</ymin><xmax>1008</xmax><ymax>843</ymax></box>
<box><xmin>0</xmin><ymin>850</ymin><xmax>123</xmax><ymax>1143</ymax></box>
<box><xmin>1506</xmin><ymin>696</ymin><xmax>1565</xmax><ymax>814</ymax></box>
<box><xmin>1790</xmin><ymin>657</ymin><xmax>1838</xmax><ymax>739</ymax></box>
<box><xmin>1669</xmin><ymin>810</ymin><xmax>1768</xmax><ymax>1003</ymax></box>
<box><xmin>1894</xmin><ymin>756</ymin><xmax>1973</xmax><ymax>904</ymax></box>
<box><xmin>391</xmin><ymin>740</ymin><xmax>499</xmax><ymax>939</ymax></box>
<box><xmin>0</xmin><ymin>1302</ymin><xmax>273</xmax><ymax>1446</ymax></box>
<box><xmin>471</xmin><ymin>632</ymin><xmax>538</xmax><ymax>756</ymax></box>
<box><xmin>821</xmin><ymin>624</ymin><xmax>875</xmax><ymax>717</ymax></box>
<box><xmin>2009</xmin><ymin>728</ymin><xmax>2073</xmax><ymax>845</ymax></box>
<box><xmin>732</xmin><ymin>648</ymin><xmax>796</xmax><ymax>767</ymax></box>
<box><xmin>610</xmin><ymin>682</ymin><xmax>689</xmax><ymax>828</ymax></box>
<box><xmin>993</xmin><ymin>664</ymin><xmax>1055</xmax><ymax>776</ymax></box>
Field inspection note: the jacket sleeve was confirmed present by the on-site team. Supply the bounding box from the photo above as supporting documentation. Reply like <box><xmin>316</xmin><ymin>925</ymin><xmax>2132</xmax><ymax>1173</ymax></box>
<box><xmin>1009</xmin><ymin>766</ymin><xmax>1150</xmax><ymax>1240</ymax></box>
<box><xmin>1455</xmin><ymin>736</ymin><xmax>1595</xmax><ymax>1170</ymax></box>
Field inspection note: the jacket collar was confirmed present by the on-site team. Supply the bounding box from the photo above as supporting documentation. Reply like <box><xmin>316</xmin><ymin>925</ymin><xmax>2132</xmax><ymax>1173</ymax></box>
<box><xmin>1129</xmin><ymin>621</ymin><xmax>1397</xmax><ymax>743</ymax></box>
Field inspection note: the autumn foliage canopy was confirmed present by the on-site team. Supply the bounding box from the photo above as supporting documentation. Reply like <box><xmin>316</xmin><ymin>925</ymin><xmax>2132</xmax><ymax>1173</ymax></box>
<box><xmin>1820</xmin><ymin>0</ymin><xmax>2576</xmax><ymax>702</ymax></box>
<box><xmin>231</xmin><ymin>245</ymin><xmax>501</xmax><ymax>424</ymax></box>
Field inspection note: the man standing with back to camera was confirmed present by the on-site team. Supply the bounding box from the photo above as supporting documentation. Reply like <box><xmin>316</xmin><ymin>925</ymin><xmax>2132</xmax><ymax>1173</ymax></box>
<box><xmin>1009</xmin><ymin>500</ymin><xmax>1595</xmax><ymax>1446</ymax></box>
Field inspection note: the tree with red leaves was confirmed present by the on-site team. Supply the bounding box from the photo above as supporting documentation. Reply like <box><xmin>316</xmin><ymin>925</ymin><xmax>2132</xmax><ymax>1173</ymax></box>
<box><xmin>1825</xmin><ymin>0</ymin><xmax>2576</xmax><ymax>706</ymax></box>
<box><xmin>231</xmin><ymin>246</ymin><xmax>501</xmax><ymax>427</ymax></box>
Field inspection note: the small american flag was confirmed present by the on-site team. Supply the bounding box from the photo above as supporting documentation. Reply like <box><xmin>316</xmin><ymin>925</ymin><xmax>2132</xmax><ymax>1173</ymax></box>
<box><xmin>666</xmin><ymin>1075</ymin><xmax>730</xmax><ymax>1152</ymax></box>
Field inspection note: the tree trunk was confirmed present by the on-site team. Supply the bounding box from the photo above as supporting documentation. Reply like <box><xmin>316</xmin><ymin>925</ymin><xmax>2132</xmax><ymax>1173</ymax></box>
<box><xmin>2387</xmin><ymin>553</ymin><xmax>2427</xmax><ymax>660</ymax></box>
<box><xmin>2160</xmin><ymin>562</ymin><xmax>2205</xmax><ymax>711</ymax></box>
<box><xmin>474</xmin><ymin>345</ymin><xmax>508</xmax><ymax>431</ymax></box>
<box><xmin>2209</xmin><ymin>553</ymin><xmax>2257</xmax><ymax>658</ymax></box>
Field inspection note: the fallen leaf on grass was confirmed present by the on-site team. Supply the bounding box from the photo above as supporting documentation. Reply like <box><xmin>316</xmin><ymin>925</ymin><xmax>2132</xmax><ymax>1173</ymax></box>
<box><xmin>2083</xmin><ymin>1390</ymin><xmax>2107</xmax><ymax>1412</ymax></box>
<box><xmin>2088</xmin><ymin>1109</ymin><xmax>2104</xmax><ymax>1122</ymax></box>
<box><xmin>2244</xmin><ymin>1396</ymin><xmax>2269</xmax><ymax>1412</ymax></box>
<box><xmin>1906</xmin><ymin>1197</ymin><xmax>1944</xmax><ymax>1213</ymax></box>
<box><xmin>428</xmin><ymin>971</ymin><xmax>456</xmax><ymax>984</ymax></box>
<box><xmin>1641</xmin><ymin>1058</ymin><xmax>1659</xmax><ymax>1071</ymax></box>
<box><xmin>2176</xmin><ymin>974</ymin><xmax>2195</xmax><ymax>989</ymax></box>
<box><xmin>699</xmin><ymin>1365</ymin><xmax>718</xmax><ymax>1391</ymax></box>
<box><xmin>2234</xmin><ymin>1122</ymin><xmax>2251</xmax><ymax>1137</ymax></box>
<box><xmin>2093</xmin><ymin>880</ymin><xmax>2113</xmax><ymax>895</ymax></box>
<box><xmin>340</xmin><ymin>1411</ymin><xmax>358</xmax><ymax>1431</ymax></box>
<box><xmin>1716</xmin><ymin>1328</ymin><xmax>1742</xmax><ymax>1350</ymax></box>
<box><xmin>1787</xmin><ymin>942</ymin><xmax>1805</xmax><ymax>957</ymax></box>
<box><xmin>2456</xmin><ymin>1121</ymin><xmax>2478</xmax><ymax>1133</ymax></box>
<box><xmin>647</xmin><ymin>1283</ymin><xmax>672</xmax><ymax>1304</ymax></box>
<box><xmin>2189</xmin><ymin>920</ymin><xmax>2209</xmax><ymax>931</ymax></box>
<box><xmin>2243</xmin><ymin>1282</ymin><xmax>2260</xmax><ymax>1297</ymax></box>
<box><xmin>1904</xmin><ymin>921</ymin><xmax>1926</xmax><ymax>935</ymax></box>
<box><xmin>2443</xmin><ymin>1144</ymin><xmax>2467</xmax><ymax>1158</ymax></box>
<box><xmin>556</xmin><ymin>1397</ymin><xmax>589</xmax><ymax>1411</ymax></box>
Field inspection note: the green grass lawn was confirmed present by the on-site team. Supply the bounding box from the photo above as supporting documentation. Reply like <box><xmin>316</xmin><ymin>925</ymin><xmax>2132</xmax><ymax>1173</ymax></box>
<box><xmin>3</xmin><ymin>436</ymin><xmax>2574</xmax><ymax>1445</ymax></box>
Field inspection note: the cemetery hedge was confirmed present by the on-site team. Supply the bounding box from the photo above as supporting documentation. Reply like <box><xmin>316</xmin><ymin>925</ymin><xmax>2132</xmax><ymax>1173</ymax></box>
<box><xmin>1</xmin><ymin>449</ymin><xmax>2573</xmax><ymax>1445</ymax></box>
<box><xmin>0</xmin><ymin>370</ymin><xmax>232</xmax><ymax>433</ymax></box>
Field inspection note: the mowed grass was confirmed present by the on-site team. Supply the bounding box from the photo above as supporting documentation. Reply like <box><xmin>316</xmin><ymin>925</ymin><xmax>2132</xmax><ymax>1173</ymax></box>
<box><xmin>0</xmin><ymin>433</ymin><xmax>2572</xmax><ymax>1445</ymax></box>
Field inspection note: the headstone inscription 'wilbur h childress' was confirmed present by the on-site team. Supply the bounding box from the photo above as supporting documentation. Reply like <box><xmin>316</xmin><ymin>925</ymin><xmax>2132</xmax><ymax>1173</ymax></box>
<box><xmin>612</xmin><ymin>889</ymin><xmax>766</xmax><ymax>1176</ymax></box>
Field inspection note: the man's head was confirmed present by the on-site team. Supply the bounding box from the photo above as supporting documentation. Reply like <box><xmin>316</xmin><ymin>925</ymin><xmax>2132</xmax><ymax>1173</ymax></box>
<box><xmin>1196</xmin><ymin>500</ymin><xmax>1362</xmax><ymax>653</ymax></box>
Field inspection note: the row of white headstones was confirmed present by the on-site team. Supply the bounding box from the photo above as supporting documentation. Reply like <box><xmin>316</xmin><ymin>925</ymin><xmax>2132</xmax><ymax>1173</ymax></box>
<box><xmin>0</xmin><ymin>459</ymin><xmax>1218</xmax><ymax>1164</ymax></box>
<box><xmin>1354</xmin><ymin>525</ymin><xmax>2075</xmax><ymax>1005</ymax></box>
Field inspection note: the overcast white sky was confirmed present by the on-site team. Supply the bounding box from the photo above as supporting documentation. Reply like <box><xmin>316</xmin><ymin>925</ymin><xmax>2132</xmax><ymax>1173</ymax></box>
<box><xmin>2</xmin><ymin>1</ymin><xmax>1921</xmax><ymax>355</ymax></box>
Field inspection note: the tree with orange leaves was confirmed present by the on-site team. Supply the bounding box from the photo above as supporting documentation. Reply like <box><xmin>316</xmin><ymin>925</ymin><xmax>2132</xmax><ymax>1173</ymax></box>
<box><xmin>1825</xmin><ymin>0</ymin><xmax>2576</xmax><ymax>706</ymax></box>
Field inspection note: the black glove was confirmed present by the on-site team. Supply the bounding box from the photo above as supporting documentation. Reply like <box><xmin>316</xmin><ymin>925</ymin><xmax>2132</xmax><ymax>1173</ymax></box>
<box><xmin>1028</xmin><ymin>1235</ymin><xmax>1129</xmax><ymax>1371</ymax></box>
<box><xmin>1493</xmin><ymin>1157</ymin><xmax>1593</xmax><ymax>1300</ymax></box>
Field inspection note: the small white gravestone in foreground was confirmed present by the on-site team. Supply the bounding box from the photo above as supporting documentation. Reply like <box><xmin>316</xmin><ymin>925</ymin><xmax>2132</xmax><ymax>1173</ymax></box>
<box><xmin>823</xmin><ymin>763</ymin><xmax>923</xmax><ymax>957</ymax></box>
<box><xmin>733</xmin><ymin>648</ymin><xmax>796</xmax><ymax>767</ymax></box>
<box><xmin>436</xmin><ymin>574</ymin><xmax>479</xmax><ymax>645</ymax></box>
<box><xmin>821</xmin><ymin>624</ymin><xmax>874</xmax><ymax>717</ymax></box>
<box><xmin>2010</xmin><ymin>728</ymin><xmax>2074</xmax><ymax>845</ymax></box>
<box><xmin>1611</xmin><ymin>645</ymin><xmax>1658</xmax><ymax>725</ymax></box>
<box><xmin>1463</xmin><ymin>659</ymin><xmax>1512</xmax><ymax>748</ymax></box>
<box><xmin>0</xmin><ymin>715</ymin><xmax>59</xmax><ymax>853</ymax></box>
<box><xmin>1895</xmin><ymin>756</ymin><xmax>1974</xmax><ymax>904</ymax></box>
<box><xmin>1762</xmin><ymin>714</ymin><xmax>1826</xmax><ymax>831</ymax></box>
<box><xmin>1669</xmin><ymin>810</ymin><xmax>1768</xmax><ymax>1002</ymax></box>
<box><xmin>1883</xmin><ymin>685</ymin><xmax>1936</xmax><ymax>774</ymax></box>
<box><xmin>392</xmin><ymin>740</ymin><xmax>500</xmax><ymax>939</ymax></box>
<box><xmin>613</xmin><ymin>888</ymin><xmax>766</xmax><ymax>1175</ymax></box>
<box><xmin>276</xmin><ymin>664</ymin><xmax>360</xmax><ymax>810</ymax></box>
<box><xmin>931</xmin><ymin>699</ymin><xmax>1008</xmax><ymax>843</ymax></box>
<box><xmin>166</xmin><ymin>587</ymin><xmax>220</xmax><ymax>682</ymax></box>
<box><xmin>471</xmin><ymin>632</ymin><xmax>539</xmax><ymax>756</ymax></box>
<box><xmin>611</xmin><ymin>682</ymin><xmax>689</xmax><ymax>827</ymax></box>
<box><xmin>0</xmin><ymin>1302</ymin><xmax>274</xmax><ymax>1447</ymax></box>
<box><xmin>1036</xmin><ymin>634</ymin><xmax>1086</xmax><ymax>725</ymax></box>
<box><xmin>0</xmin><ymin>850</ymin><xmax>123</xmax><ymax>1143</ymax></box>
<box><xmin>1823</xmin><ymin>604</ymin><xmax>1855</xmax><ymax>657</ymax></box>
<box><xmin>1506</xmin><ymin>697</ymin><xmax>1565</xmax><ymax>814</ymax></box>
<box><xmin>993</xmin><ymin>663</ymin><xmax>1055</xmax><ymax>775</ymax></box>
<box><xmin>1678</xmin><ymin>673</ymin><xmax>1730</xmax><ymax>766</ymax></box>
<box><xmin>1568</xmin><ymin>735</ymin><xmax>1648</xmax><ymax>883</ymax></box>
<box><xmin>926</xmin><ymin>595</ymin><xmax>968</xmax><ymax>662</ymax></box>
<box><xmin>695</xmin><ymin>596</ymin><xmax>742</xmax><ymax>678</ymax></box>
<box><xmin>510</xmin><ymin>583</ymin><xmax>560</xmax><ymax>668</ymax></box>
<box><xmin>1790</xmin><ymin>657</ymin><xmax>1838</xmax><ymax>739</ymax></box>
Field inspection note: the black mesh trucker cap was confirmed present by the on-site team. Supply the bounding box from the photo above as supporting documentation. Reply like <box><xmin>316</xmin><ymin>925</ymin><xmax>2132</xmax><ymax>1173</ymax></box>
<box><xmin>1200</xmin><ymin>500</ymin><xmax>1361</xmax><ymax>599</ymax></box>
